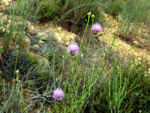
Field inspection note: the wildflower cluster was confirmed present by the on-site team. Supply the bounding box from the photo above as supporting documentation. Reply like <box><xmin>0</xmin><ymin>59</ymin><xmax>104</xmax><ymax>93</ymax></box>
<box><xmin>68</xmin><ymin>43</ymin><xmax>79</xmax><ymax>56</ymax></box>
<box><xmin>92</xmin><ymin>23</ymin><xmax>103</xmax><ymax>35</ymax></box>
<box><xmin>53</xmin><ymin>88</ymin><xmax>64</xmax><ymax>101</ymax></box>
<box><xmin>53</xmin><ymin>12</ymin><xmax>103</xmax><ymax>101</ymax></box>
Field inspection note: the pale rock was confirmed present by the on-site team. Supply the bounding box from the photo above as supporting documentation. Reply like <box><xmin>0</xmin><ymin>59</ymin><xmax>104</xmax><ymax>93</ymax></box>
<box><xmin>30</xmin><ymin>44</ymin><xmax>40</xmax><ymax>51</ymax></box>
<box><xmin>37</xmin><ymin>32</ymin><xmax>48</xmax><ymax>41</ymax></box>
<box><xmin>23</xmin><ymin>36</ymin><xmax>31</xmax><ymax>45</ymax></box>
<box><xmin>7</xmin><ymin>19</ymin><xmax>11</xmax><ymax>24</ymax></box>
<box><xmin>0</xmin><ymin>70</ymin><xmax>2</xmax><ymax>75</ymax></box>
<box><xmin>1</xmin><ymin>0</ymin><xmax>9</xmax><ymax>6</ymax></box>
<box><xmin>28</xmin><ymin>28</ymin><xmax>37</xmax><ymax>35</ymax></box>
<box><xmin>39</xmin><ymin>57</ymin><xmax>49</xmax><ymax>68</ymax></box>
<box><xmin>0</xmin><ymin>15</ymin><xmax>8</xmax><ymax>24</ymax></box>
<box><xmin>44</xmin><ymin>23</ymin><xmax>48</xmax><ymax>27</ymax></box>
<box><xmin>70</xmin><ymin>33</ymin><xmax>76</xmax><ymax>40</ymax></box>
<box><xmin>26</xmin><ymin>21</ymin><xmax>34</xmax><ymax>29</ymax></box>
<box><xmin>37</xmin><ymin>32</ymin><xmax>45</xmax><ymax>37</ymax></box>
<box><xmin>57</xmin><ymin>27</ymin><xmax>62</xmax><ymax>31</ymax></box>
<box><xmin>133</xmin><ymin>40</ymin><xmax>140</xmax><ymax>47</ymax></box>
<box><xmin>54</xmin><ymin>32</ymin><xmax>62</xmax><ymax>42</ymax></box>
<box><xmin>65</xmin><ymin>41</ymin><xmax>69</xmax><ymax>46</ymax></box>
<box><xmin>0</xmin><ymin>0</ymin><xmax>12</xmax><ymax>6</ymax></box>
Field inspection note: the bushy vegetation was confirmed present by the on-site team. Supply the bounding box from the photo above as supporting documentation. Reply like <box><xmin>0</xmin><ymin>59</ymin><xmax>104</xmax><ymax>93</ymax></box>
<box><xmin>85</xmin><ymin>60</ymin><xmax>150</xmax><ymax>113</ymax></box>
<box><xmin>38</xmin><ymin>0</ymin><xmax>105</xmax><ymax>33</ymax></box>
<box><xmin>103</xmin><ymin>0</ymin><xmax>124</xmax><ymax>18</ymax></box>
<box><xmin>0</xmin><ymin>0</ymin><xmax>150</xmax><ymax>112</ymax></box>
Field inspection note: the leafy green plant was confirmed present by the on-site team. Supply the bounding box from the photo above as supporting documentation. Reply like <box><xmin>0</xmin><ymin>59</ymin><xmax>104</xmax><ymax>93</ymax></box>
<box><xmin>85</xmin><ymin>59</ymin><xmax>150</xmax><ymax>113</ymax></box>
<box><xmin>0</xmin><ymin>51</ymin><xmax>38</xmax><ymax>80</ymax></box>
<box><xmin>122</xmin><ymin>61</ymin><xmax>150</xmax><ymax>112</ymax></box>
<box><xmin>124</xmin><ymin>0</ymin><xmax>150</xmax><ymax>24</ymax></box>
<box><xmin>37</xmin><ymin>0</ymin><xmax>104</xmax><ymax>33</ymax></box>
<box><xmin>58</xmin><ymin>0</ymin><xmax>103</xmax><ymax>32</ymax></box>
<box><xmin>103</xmin><ymin>0</ymin><xmax>123</xmax><ymax>18</ymax></box>
<box><xmin>119</xmin><ymin>0</ymin><xmax>150</xmax><ymax>41</ymax></box>
<box><xmin>38</xmin><ymin>0</ymin><xmax>60</xmax><ymax>21</ymax></box>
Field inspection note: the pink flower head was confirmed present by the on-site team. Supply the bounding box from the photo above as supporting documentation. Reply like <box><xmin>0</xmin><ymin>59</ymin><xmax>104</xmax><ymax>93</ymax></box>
<box><xmin>68</xmin><ymin>43</ymin><xmax>79</xmax><ymax>56</ymax></box>
<box><xmin>53</xmin><ymin>88</ymin><xmax>64</xmax><ymax>101</ymax></box>
<box><xmin>92</xmin><ymin>23</ymin><xmax>102</xmax><ymax>34</ymax></box>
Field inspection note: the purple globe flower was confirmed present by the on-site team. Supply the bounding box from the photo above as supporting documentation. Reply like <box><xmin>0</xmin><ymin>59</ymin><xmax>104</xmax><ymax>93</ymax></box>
<box><xmin>68</xmin><ymin>43</ymin><xmax>79</xmax><ymax>56</ymax></box>
<box><xmin>53</xmin><ymin>88</ymin><xmax>64</xmax><ymax>101</ymax></box>
<box><xmin>92</xmin><ymin>23</ymin><xmax>102</xmax><ymax>34</ymax></box>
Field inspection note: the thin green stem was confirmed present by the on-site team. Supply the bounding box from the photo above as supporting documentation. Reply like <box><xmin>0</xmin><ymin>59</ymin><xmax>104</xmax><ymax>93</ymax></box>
<box><xmin>59</xmin><ymin>55</ymin><xmax>65</xmax><ymax>87</ymax></box>
<box><xmin>74</xmin><ymin>14</ymin><xmax>91</xmax><ymax>72</ymax></box>
<box><xmin>14</xmin><ymin>50</ymin><xmax>19</xmax><ymax>78</ymax></box>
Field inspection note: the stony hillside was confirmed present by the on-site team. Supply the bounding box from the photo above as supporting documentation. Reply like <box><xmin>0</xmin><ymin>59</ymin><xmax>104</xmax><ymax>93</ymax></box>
<box><xmin>0</xmin><ymin>0</ymin><xmax>150</xmax><ymax>69</ymax></box>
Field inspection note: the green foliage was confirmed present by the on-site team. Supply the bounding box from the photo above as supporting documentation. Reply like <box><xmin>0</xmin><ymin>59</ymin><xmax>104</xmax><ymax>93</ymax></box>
<box><xmin>122</xmin><ymin>61</ymin><xmax>150</xmax><ymax>112</ymax></box>
<box><xmin>124</xmin><ymin>0</ymin><xmax>150</xmax><ymax>24</ymax></box>
<box><xmin>85</xmin><ymin>60</ymin><xmax>150</xmax><ymax>113</ymax></box>
<box><xmin>119</xmin><ymin>0</ymin><xmax>150</xmax><ymax>40</ymax></box>
<box><xmin>47</xmin><ymin>51</ymin><xmax>62</xmax><ymax>68</ymax></box>
<box><xmin>38</xmin><ymin>0</ymin><xmax>60</xmax><ymax>21</ymax></box>
<box><xmin>0</xmin><ymin>47</ymin><xmax>2</xmax><ymax>53</ymax></box>
<box><xmin>0</xmin><ymin>51</ymin><xmax>38</xmax><ymax>80</ymax></box>
<box><xmin>37</xmin><ymin>0</ymin><xmax>103</xmax><ymax>32</ymax></box>
<box><xmin>2</xmin><ymin>0</ymin><xmax>39</xmax><ymax>52</ymax></box>
<box><xmin>25</xmin><ymin>52</ymin><xmax>38</xmax><ymax>65</ymax></box>
<box><xmin>19</xmin><ymin>52</ymin><xmax>38</xmax><ymax>75</ymax></box>
<box><xmin>128</xmin><ymin>76</ymin><xmax>150</xmax><ymax>112</ymax></box>
<box><xmin>104</xmin><ymin>0</ymin><xmax>123</xmax><ymax>18</ymax></box>
<box><xmin>1</xmin><ymin>0</ymin><xmax>150</xmax><ymax>111</ymax></box>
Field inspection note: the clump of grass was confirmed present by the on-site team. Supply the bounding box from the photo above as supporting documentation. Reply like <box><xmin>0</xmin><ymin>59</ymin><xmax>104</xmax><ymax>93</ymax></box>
<box><xmin>118</xmin><ymin>0</ymin><xmax>150</xmax><ymax>41</ymax></box>
<box><xmin>124</xmin><ymin>0</ymin><xmax>150</xmax><ymax>24</ymax></box>
<box><xmin>38</xmin><ymin>0</ymin><xmax>60</xmax><ymax>21</ymax></box>
<box><xmin>0</xmin><ymin>50</ymin><xmax>38</xmax><ymax>80</ymax></box>
<box><xmin>1</xmin><ymin>0</ymin><xmax>39</xmax><ymax>52</ymax></box>
<box><xmin>103</xmin><ymin>0</ymin><xmax>123</xmax><ymax>18</ymax></box>
<box><xmin>37</xmin><ymin>0</ymin><xmax>104</xmax><ymax>33</ymax></box>
<box><xmin>85</xmin><ymin>59</ymin><xmax>150</xmax><ymax>113</ymax></box>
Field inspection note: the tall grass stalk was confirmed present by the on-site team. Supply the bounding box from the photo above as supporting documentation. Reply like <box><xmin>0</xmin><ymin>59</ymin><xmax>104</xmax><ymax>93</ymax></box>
<box><xmin>74</xmin><ymin>13</ymin><xmax>91</xmax><ymax>72</ymax></box>
<box><xmin>108</xmin><ymin>66</ymin><xmax>127</xmax><ymax>113</ymax></box>
<box><xmin>14</xmin><ymin>50</ymin><xmax>19</xmax><ymax>78</ymax></box>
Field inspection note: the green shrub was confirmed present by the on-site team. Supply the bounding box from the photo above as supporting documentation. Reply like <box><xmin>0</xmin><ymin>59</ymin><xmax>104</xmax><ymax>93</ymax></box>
<box><xmin>104</xmin><ymin>0</ymin><xmax>123</xmax><ymax>18</ymax></box>
<box><xmin>20</xmin><ymin>52</ymin><xmax>38</xmax><ymax>74</ymax></box>
<box><xmin>1</xmin><ymin>0</ymin><xmax>39</xmax><ymax>52</ymax></box>
<box><xmin>123</xmin><ymin>62</ymin><xmax>150</xmax><ymax>112</ymax></box>
<box><xmin>124</xmin><ymin>0</ymin><xmax>150</xmax><ymax>24</ymax></box>
<box><xmin>119</xmin><ymin>0</ymin><xmax>150</xmax><ymax>40</ymax></box>
<box><xmin>37</xmin><ymin>0</ymin><xmax>104</xmax><ymax>33</ymax></box>
<box><xmin>38</xmin><ymin>0</ymin><xmax>60</xmax><ymax>21</ymax></box>
<box><xmin>0</xmin><ymin>51</ymin><xmax>38</xmax><ymax>80</ymax></box>
<box><xmin>85</xmin><ymin>59</ymin><xmax>150</xmax><ymax>113</ymax></box>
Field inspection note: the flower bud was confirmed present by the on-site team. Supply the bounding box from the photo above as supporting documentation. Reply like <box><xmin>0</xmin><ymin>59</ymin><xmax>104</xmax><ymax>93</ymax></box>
<box><xmin>16</xmin><ymin>70</ymin><xmax>19</xmax><ymax>74</ymax></box>
<box><xmin>87</xmin><ymin>12</ymin><xmax>91</xmax><ymax>16</ymax></box>
<box><xmin>92</xmin><ymin>14</ymin><xmax>95</xmax><ymax>18</ymax></box>
<box><xmin>39</xmin><ymin>40</ymin><xmax>43</xmax><ymax>44</ymax></box>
